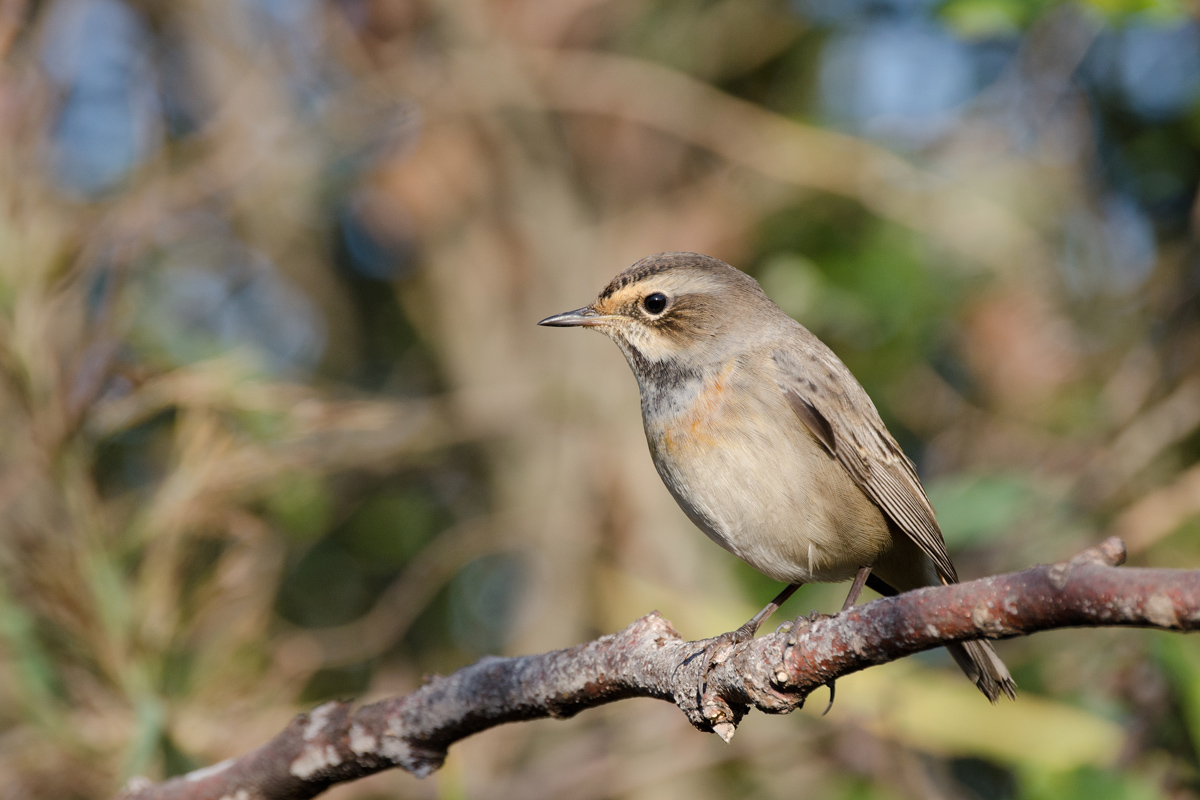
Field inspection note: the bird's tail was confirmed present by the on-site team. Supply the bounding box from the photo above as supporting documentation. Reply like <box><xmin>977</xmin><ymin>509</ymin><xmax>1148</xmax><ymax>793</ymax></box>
<box><xmin>946</xmin><ymin>639</ymin><xmax>1017</xmax><ymax>703</ymax></box>
<box><xmin>866</xmin><ymin>570</ymin><xmax>1017</xmax><ymax>702</ymax></box>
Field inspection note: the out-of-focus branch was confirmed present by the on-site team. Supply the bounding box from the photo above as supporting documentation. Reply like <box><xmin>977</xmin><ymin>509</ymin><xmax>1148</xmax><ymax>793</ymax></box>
<box><xmin>114</xmin><ymin>538</ymin><xmax>1200</xmax><ymax>800</ymax></box>
<box><xmin>1116</xmin><ymin>464</ymin><xmax>1200</xmax><ymax>554</ymax></box>
<box><xmin>284</xmin><ymin>515</ymin><xmax>523</xmax><ymax>668</ymax></box>
<box><xmin>1086</xmin><ymin>376</ymin><xmax>1200</xmax><ymax>503</ymax></box>
<box><xmin>387</xmin><ymin>45</ymin><xmax>1052</xmax><ymax>279</ymax></box>
<box><xmin>510</xmin><ymin>49</ymin><xmax>1054</xmax><ymax>278</ymax></box>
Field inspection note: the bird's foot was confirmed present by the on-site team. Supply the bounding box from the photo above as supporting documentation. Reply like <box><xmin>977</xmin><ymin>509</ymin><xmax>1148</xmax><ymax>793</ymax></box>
<box><xmin>686</xmin><ymin>620</ymin><xmax>757</xmax><ymax>676</ymax></box>
<box><xmin>795</xmin><ymin>611</ymin><xmax>838</xmax><ymax>713</ymax></box>
<box><xmin>773</xmin><ymin>611</ymin><xmax>837</xmax><ymax>714</ymax></box>
<box><xmin>686</xmin><ymin>622</ymin><xmax>759</xmax><ymax>739</ymax></box>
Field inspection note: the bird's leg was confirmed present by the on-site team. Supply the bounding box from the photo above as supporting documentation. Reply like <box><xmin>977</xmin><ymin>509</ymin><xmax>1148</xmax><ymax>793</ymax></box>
<box><xmin>820</xmin><ymin>565</ymin><xmax>874</xmax><ymax>715</ymax></box>
<box><xmin>840</xmin><ymin>565</ymin><xmax>873</xmax><ymax>612</ymax></box>
<box><xmin>738</xmin><ymin>582</ymin><xmax>803</xmax><ymax>639</ymax></box>
<box><xmin>691</xmin><ymin>583</ymin><xmax>803</xmax><ymax>734</ymax></box>
<box><xmin>687</xmin><ymin>583</ymin><xmax>802</xmax><ymax>676</ymax></box>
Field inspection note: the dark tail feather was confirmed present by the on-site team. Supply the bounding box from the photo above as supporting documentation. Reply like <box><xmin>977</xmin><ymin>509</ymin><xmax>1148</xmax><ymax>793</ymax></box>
<box><xmin>947</xmin><ymin>640</ymin><xmax>1017</xmax><ymax>703</ymax></box>
<box><xmin>866</xmin><ymin>575</ymin><xmax>1017</xmax><ymax>702</ymax></box>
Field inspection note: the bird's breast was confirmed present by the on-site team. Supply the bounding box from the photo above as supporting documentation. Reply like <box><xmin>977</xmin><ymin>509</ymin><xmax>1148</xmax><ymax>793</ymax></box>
<box><xmin>644</xmin><ymin>361</ymin><xmax>737</xmax><ymax>448</ymax></box>
<box><xmin>639</xmin><ymin>358</ymin><xmax>892</xmax><ymax>584</ymax></box>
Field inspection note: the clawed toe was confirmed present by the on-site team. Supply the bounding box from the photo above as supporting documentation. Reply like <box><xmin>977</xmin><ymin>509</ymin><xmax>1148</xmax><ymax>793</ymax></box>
<box><xmin>686</xmin><ymin>625</ymin><xmax>757</xmax><ymax>683</ymax></box>
<box><xmin>687</xmin><ymin>629</ymin><xmax>747</xmax><ymax>666</ymax></box>
<box><xmin>821</xmin><ymin>680</ymin><xmax>836</xmax><ymax>715</ymax></box>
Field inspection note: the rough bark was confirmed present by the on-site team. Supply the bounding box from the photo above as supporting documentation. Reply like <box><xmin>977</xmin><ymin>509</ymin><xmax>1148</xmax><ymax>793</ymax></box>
<box><xmin>115</xmin><ymin>537</ymin><xmax>1200</xmax><ymax>800</ymax></box>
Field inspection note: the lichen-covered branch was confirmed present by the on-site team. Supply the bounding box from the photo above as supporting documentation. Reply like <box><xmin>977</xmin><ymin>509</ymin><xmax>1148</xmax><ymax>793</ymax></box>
<box><xmin>114</xmin><ymin>537</ymin><xmax>1200</xmax><ymax>800</ymax></box>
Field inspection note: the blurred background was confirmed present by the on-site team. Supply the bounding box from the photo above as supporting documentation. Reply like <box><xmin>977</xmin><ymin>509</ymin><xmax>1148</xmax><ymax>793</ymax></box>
<box><xmin>0</xmin><ymin>0</ymin><xmax>1198</xmax><ymax>797</ymax></box>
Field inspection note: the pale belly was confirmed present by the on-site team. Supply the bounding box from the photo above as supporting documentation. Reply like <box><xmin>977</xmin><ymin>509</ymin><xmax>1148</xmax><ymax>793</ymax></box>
<box><xmin>642</xmin><ymin>375</ymin><xmax>893</xmax><ymax>585</ymax></box>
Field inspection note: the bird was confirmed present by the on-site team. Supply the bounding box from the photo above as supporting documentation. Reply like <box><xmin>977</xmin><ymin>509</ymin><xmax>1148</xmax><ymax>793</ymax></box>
<box><xmin>539</xmin><ymin>251</ymin><xmax>1015</xmax><ymax>703</ymax></box>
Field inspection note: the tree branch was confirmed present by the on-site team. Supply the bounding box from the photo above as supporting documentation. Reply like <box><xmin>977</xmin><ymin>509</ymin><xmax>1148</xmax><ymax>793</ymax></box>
<box><xmin>114</xmin><ymin>537</ymin><xmax>1200</xmax><ymax>800</ymax></box>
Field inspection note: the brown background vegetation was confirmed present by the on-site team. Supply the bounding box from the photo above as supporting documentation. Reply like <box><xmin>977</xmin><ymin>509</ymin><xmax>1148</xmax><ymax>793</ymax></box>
<box><xmin>0</xmin><ymin>0</ymin><xmax>1199</xmax><ymax>798</ymax></box>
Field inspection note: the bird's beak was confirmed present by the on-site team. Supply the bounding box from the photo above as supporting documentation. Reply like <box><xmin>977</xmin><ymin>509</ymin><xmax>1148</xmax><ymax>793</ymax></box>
<box><xmin>537</xmin><ymin>306</ymin><xmax>611</xmax><ymax>327</ymax></box>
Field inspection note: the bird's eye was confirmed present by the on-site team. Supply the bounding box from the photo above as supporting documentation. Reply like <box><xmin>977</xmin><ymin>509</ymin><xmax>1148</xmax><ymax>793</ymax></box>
<box><xmin>642</xmin><ymin>292</ymin><xmax>668</xmax><ymax>315</ymax></box>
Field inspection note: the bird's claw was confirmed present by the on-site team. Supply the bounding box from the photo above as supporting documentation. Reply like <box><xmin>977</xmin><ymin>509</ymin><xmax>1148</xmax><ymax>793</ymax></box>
<box><xmin>821</xmin><ymin>680</ymin><xmax>836</xmax><ymax>715</ymax></box>
<box><xmin>802</xmin><ymin>612</ymin><xmax>836</xmax><ymax>713</ymax></box>
<box><xmin>687</xmin><ymin>623</ymin><xmax>757</xmax><ymax>689</ymax></box>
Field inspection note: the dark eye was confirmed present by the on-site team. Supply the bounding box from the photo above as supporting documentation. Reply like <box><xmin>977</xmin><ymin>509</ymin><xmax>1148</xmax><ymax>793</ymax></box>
<box><xmin>642</xmin><ymin>292</ymin><xmax>668</xmax><ymax>314</ymax></box>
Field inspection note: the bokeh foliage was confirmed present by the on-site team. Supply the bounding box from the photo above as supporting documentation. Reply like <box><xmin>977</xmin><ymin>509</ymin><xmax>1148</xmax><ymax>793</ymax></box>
<box><xmin>0</xmin><ymin>0</ymin><xmax>1197</xmax><ymax>798</ymax></box>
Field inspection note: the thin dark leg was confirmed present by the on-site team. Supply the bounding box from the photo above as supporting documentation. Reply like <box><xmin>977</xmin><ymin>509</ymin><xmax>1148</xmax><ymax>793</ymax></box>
<box><xmin>740</xmin><ymin>582</ymin><xmax>803</xmax><ymax>636</ymax></box>
<box><xmin>823</xmin><ymin>566</ymin><xmax>873</xmax><ymax>716</ymax></box>
<box><xmin>688</xmin><ymin>582</ymin><xmax>804</xmax><ymax>677</ymax></box>
<box><xmin>840</xmin><ymin>565</ymin><xmax>873</xmax><ymax>612</ymax></box>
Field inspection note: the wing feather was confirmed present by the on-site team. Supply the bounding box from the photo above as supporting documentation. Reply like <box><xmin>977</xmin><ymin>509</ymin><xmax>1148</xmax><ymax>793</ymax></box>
<box><xmin>773</xmin><ymin>348</ymin><xmax>958</xmax><ymax>583</ymax></box>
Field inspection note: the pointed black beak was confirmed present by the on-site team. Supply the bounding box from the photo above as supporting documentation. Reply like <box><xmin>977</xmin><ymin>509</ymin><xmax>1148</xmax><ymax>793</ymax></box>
<box><xmin>537</xmin><ymin>307</ymin><xmax>609</xmax><ymax>327</ymax></box>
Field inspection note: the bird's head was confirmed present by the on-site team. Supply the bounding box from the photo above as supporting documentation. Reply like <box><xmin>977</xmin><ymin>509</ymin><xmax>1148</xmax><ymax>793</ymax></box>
<box><xmin>538</xmin><ymin>252</ymin><xmax>778</xmax><ymax>376</ymax></box>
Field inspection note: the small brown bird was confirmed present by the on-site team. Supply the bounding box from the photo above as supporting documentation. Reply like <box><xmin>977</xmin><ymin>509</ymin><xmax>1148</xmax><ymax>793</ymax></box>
<box><xmin>540</xmin><ymin>252</ymin><xmax>1015</xmax><ymax>702</ymax></box>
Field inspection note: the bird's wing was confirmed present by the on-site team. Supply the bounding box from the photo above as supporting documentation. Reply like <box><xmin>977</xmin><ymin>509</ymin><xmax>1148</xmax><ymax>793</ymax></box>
<box><xmin>772</xmin><ymin>348</ymin><xmax>958</xmax><ymax>583</ymax></box>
